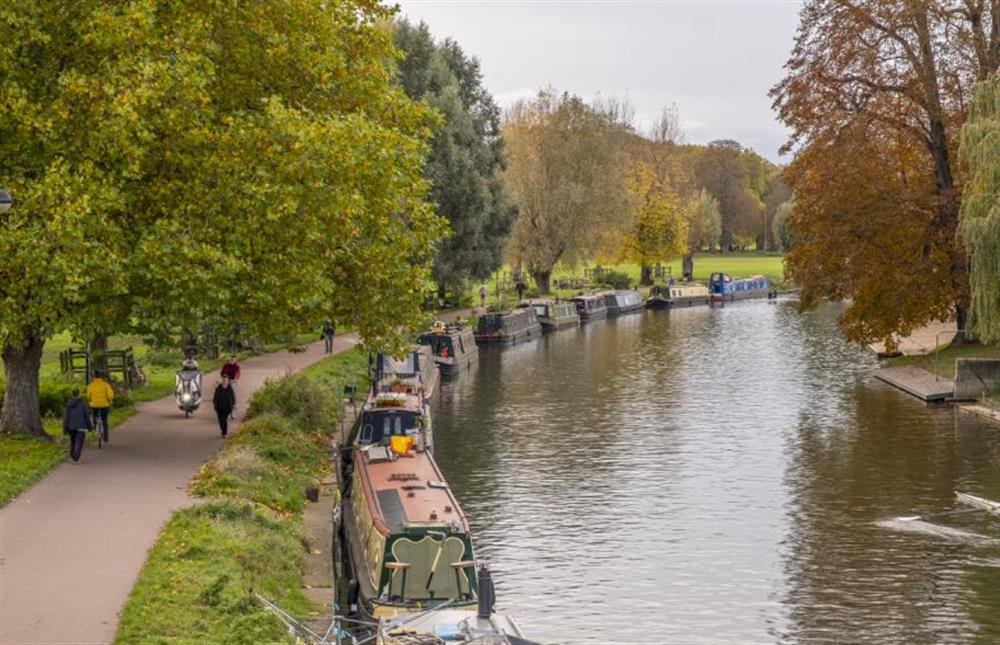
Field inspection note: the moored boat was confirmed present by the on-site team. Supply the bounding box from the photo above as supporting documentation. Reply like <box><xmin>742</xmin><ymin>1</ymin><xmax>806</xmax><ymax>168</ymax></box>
<box><xmin>570</xmin><ymin>293</ymin><xmax>608</xmax><ymax>322</ymax></box>
<box><xmin>645</xmin><ymin>283</ymin><xmax>710</xmax><ymax>309</ymax></box>
<box><xmin>373</xmin><ymin>345</ymin><xmax>439</xmax><ymax>398</ymax></box>
<box><xmin>417</xmin><ymin>321</ymin><xmax>478</xmax><ymax>376</ymax></box>
<box><xmin>708</xmin><ymin>273</ymin><xmax>770</xmax><ymax>303</ymax></box>
<box><xmin>343</xmin><ymin>438</ymin><xmax>477</xmax><ymax>621</ymax></box>
<box><xmin>523</xmin><ymin>299</ymin><xmax>579</xmax><ymax>331</ymax></box>
<box><xmin>474</xmin><ymin>308</ymin><xmax>542</xmax><ymax>345</ymax></box>
<box><xmin>603</xmin><ymin>289</ymin><xmax>644</xmax><ymax>316</ymax></box>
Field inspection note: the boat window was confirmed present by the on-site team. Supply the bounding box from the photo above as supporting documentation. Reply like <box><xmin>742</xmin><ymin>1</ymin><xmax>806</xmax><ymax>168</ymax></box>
<box><xmin>457</xmin><ymin>336</ymin><xmax>464</xmax><ymax>353</ymax></box>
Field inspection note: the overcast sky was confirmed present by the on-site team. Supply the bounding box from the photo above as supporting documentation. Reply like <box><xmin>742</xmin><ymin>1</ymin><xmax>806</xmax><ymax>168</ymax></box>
<box><xmin>395</xmin><ymin>1</ymin><xmax>803</xmax><ymax>162</ymax></box>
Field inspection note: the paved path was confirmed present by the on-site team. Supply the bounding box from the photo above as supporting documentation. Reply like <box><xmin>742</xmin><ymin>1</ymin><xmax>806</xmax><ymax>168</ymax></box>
<box><xmin>0</xmin><ymin>333</ymin><xmax>360</xmax><ymax>645</ymax></box>
<box><xmin>868</xmin><ymin>320</ymin><xmax>957</xmax><ymax>357</ymax></box>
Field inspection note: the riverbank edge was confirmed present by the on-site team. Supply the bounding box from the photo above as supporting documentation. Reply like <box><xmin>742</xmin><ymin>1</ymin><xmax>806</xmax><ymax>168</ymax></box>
<box><xmin>114</xmin><ymin>347</ymin><xmax>368</xmax><ymax>643</ymax></box>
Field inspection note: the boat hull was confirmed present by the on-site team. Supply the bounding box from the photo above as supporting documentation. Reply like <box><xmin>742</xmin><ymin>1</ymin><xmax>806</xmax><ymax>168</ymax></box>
<box><xmin>647</xmin><ymin>295</ymin><xmax>710</xmax><ymax>308</ymax></box>
<box><xmin>539</xmin><ymin>316</ymin><xmax>579</xmax><ymax>330</ymax></box>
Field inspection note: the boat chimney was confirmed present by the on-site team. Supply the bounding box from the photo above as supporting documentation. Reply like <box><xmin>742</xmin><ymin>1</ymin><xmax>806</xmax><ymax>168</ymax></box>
<box><xmin>477</xmin><ymin>566</ymin><xmax>495</xmax><ymax>619</ymax></box>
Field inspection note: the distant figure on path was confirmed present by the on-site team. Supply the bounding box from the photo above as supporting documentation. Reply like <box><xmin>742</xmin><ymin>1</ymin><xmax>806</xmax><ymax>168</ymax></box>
<box><xmin>322</xmin><ymin>320</ymin><xmax>336</xmax><ymax>354</ymax></box>
<box><xmin>479</xmin><ymin>283</ymin><xmax>488</xmax><ymax>309</ymax></box>
<box><xmin>62</xmin><ymin>389</ymin><xmax>92</xmax><ymax>463</ymax></box>
<box><xmin>85</xmin><ymin>370</ymin><xmax>114</xmax><ymax>441</ymax></box>
<box><xmin>212</xmin><ymin>375</ymin><xmax>236</xmax><ymax>438</ymax></box>
<box><xmin>515</xmin><ymin>280</ymin><xmax>526</xmax><ymax>301</ymax></box>
<box><xmin>220</xmin><ymin>356</ymin><xmax>241</xmax><ymax>419</ymax></box>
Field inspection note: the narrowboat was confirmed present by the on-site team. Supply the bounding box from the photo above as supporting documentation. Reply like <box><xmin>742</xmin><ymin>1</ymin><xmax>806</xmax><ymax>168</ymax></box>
<box><xmin>373</xmin><ymin>345</ymin><xmax>439</xmax><ymax>398</ymax></box>
<box><xmin>708</xmin><ymin>273</ymin><xmax>770</xmax><ymax>303</ymax></box>
<box><xmin>474</xmin><ymin>308</ymin><xmax>542</xmax><ymax>346</ymax></box>
<box><xmin>570</xmin><ymin>293</ymin><xmax>608</xmax><ymax>322</ymax></box>
<box><xmin>603</xmin><ymin>289</ymin><xmax>644</xmax><ymax>316</ymax></box>
<box><xmin>645</xmin><ymin>283</ymin><xmax>711</xmax><ymax>309</ymax></box>
<box><xmin>417</xmin><ymin>321</ymin><xmax>478</xmax><ymax>376</ymax></box>
<box><xmin>343</xmin><ymin>443</ymin><xmax>478</xmax><ymax>620</ymax></box>
<box><xmin>522</xmin><ymin>299</ymin><xmax>580</xmax><ymax>330</ymax></box>
<box><xmin>353</xmin><ymin>390</ymin><xmax>433</xmax><ymax>456</ymax></box>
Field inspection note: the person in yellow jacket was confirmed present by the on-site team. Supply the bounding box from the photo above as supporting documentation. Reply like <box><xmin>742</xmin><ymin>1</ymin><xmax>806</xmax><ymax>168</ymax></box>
<box><xmin>85</xmin><ymin>371</ymin><xmax>114</xmax><ymax>443</ymax></box>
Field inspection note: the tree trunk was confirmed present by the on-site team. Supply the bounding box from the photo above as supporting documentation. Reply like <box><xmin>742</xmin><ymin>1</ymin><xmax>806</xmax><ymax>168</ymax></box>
<box><xmin>436</xmin><ymin>282</ymin><xmax>447</xmax><ymax>307</ymax></box>
<box><xmin>531</xmin><ymin>270</ymin><xmax>551</xmax><ymax>295</ymax></box>
<box><xmin>720</xmin><ymin>229</ymin><xmax>732</xmax><ymax>255</ymax></box>
<box><xmin>682</xmin><ymin>254</ymin><xmax>694</xmax><ymax>281</ymax></box>
<box><xmin>1</xmin><ymin>334</ymin><xmax>46</xmax><ymax>438</ymax></box>
<box><xmin>639</xmin><ymin>265</ymin><xmax>653</xmax><ymax>286</ymax></box>
<box><xmin>89</xmin><ymin>332</ymin><xmax>108</xmax><ymax>379</ymax></box>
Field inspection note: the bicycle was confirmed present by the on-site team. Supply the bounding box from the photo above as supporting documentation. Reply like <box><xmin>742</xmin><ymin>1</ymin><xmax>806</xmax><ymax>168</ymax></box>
<box><xmin>93</xmin><ymin>410</ymin><xmax>109</xmax><ymax>449</ymax></box>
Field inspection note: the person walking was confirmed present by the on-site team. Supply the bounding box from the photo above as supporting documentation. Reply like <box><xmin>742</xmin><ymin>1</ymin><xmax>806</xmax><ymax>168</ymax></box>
<box><xmin>220</xmin><ymin>356</ymin><xmax>241</xmax><ymax>419</ymax></box>
<box><xmin>212</xmin><ymin>375</ymin><xmax>237</xmax><ymax>438</ymax></box>
<box><xmin>85</xmin><ymin>370</ymin><xmax>114</xmax><ymax>444</ymax></box>
<box><xmin>62</xmin><ymin>389</ymin><xmax>92</xmax><ymax>463</ymax></box>
<box><xmin>478</xmin><ymin>283</ymin><xmax>488</xmax><ymax>309</ymax></box>
<box><xmin>515</xmin><ymin>280</ymin><xmax>526</xmax><ymax>301</ymax></box>
<box><xmin>322</xmin><ymin>320</ymin><xmax>336</xmax><ymax>354</ymax></box>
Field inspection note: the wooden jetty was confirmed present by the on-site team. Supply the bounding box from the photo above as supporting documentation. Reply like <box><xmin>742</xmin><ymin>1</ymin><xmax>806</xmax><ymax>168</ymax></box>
<box><xmin>874</xmin><ymin>366</ymin><xmax>954</xmax><ymax>402</ymax></box>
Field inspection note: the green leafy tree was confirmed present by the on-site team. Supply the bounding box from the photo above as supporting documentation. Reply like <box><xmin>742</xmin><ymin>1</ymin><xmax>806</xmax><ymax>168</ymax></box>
<box><xmin>393</xmin><ymin>20</ymin><xmax>516</xmax><ymax>300</ymax></box>
<box><xmin>618</xmin><ymin>160</ymin><xmax>687</xmax><ymax>285</ymax></box>
<box><xmin>504</xmin><ymin>90</ymin><xmax>630</xmax><ymax>293</ymax></box>
<box><xmin>959</xmin><ymin>75</ymin><xmax>1000</xmax><ymax>344</ymax></box>
<box><xmin>693</xmin><ymin>141</ymin><xmax>770</xmax><ymax>252</ymax></box>
<box><xmin>0</xmin><ymin>0</ymin><xmax>443</xmax><ymax>437</ymax></box>
<box><xmin>772</xmin><ymin>200</ymin><xmax>795</xmax><ymax>252</ymax></box>
<box><xmin>685</xmin><ymin>189</ymin><xmax>722</xmax><ymax>253</ymax></box>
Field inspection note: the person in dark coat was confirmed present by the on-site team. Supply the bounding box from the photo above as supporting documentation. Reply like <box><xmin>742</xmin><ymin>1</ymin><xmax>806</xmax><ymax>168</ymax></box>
<box><xmin>63</xmin><ymin>388</ymin><xmax>92</xmax><ymax>462</ymax></box>
<box><xmin>212</xmin><ymin>375</ymin><xmax>237</xmax><ymax>437</ymax></box>
<box><xmin>321</xmin><ymin>320</ymin><xmax>336</xmax><ymax>354</ymax></box>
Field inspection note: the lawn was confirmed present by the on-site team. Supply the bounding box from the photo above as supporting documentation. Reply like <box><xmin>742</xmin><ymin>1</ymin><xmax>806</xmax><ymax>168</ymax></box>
<box><xmin>887</xmin><ymin>342</ymin><xmax>1000</xmax><ymax>380</ymax></box>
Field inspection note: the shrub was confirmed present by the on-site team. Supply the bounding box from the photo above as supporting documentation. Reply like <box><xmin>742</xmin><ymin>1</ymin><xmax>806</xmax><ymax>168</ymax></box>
<box><xmin>246</xmin><ymin>372</ymin><xmax>336</xmax><ymax>433</ymax></box>
<box><xmin>602</xmin><ymin>270</ymin><xmax>632</xmax><ymax>289</ymax></box>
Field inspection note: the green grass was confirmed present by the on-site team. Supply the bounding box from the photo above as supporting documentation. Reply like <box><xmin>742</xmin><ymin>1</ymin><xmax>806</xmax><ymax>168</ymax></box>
<box><xmin>117</xmin><ymin>347</ymin><xmax>369</xmax><ymax>643</ymax></box>
<box><xmin>0</xmin><ymin>433</ymin><xmax>65</xmax><ymax>506</ymax></box>
<box><xmin>114</xmin><ymin>501</ymin><xmax>310</xmax><ymax>645</ymax></box>
<box><xmin>469</xmin><ymin>252</ymin><xmax>787</xmax><ymax>304</ymax></box>
<box><xmin>887</xmin><ymin>342</ymin><xmax>1000</xmax><ymax>380</ymax></box>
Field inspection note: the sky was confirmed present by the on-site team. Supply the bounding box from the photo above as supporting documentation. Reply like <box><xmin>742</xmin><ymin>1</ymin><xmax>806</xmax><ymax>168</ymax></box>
<box><xmin>395</xmin><ymin>1</ymin><xmax>803</xmax><ymax>162</ymax></box>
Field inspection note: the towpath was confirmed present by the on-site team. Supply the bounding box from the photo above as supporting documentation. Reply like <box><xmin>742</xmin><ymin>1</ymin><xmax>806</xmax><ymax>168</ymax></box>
<box><xmin>868</xmin><ymin>320</ymin><xmax>957</xmax><ymax>357</ymax></box>
<box><xmin>0</xmin><ymin>333</ymin><xmax>361</xmax><ymax>645</ymax></box>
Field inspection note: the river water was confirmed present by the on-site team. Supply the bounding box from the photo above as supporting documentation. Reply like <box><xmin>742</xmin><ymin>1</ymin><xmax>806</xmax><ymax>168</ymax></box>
<box><xmin>431</xmin><ymin>299</ymin><xmax>999</xmax><ymax>644</ymax></box>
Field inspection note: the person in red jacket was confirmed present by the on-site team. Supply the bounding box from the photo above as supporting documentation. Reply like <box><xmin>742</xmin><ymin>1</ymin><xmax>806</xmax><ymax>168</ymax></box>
<box><xmin>220</xmin><ymin>356</ymin><xmax>240</xmax><ymax>419</ymax></box>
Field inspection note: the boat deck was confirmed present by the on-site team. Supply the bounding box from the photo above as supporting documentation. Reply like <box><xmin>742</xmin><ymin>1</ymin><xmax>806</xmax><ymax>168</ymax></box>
<box><xmin>874</xmin><ymin>366</ymin><xmax>954</xmax><ymax>402</ymax></box>
<box><xmin>358</xmin><ymin>447</ymin><xmax>469</xmax><ymax>534</ymax></box>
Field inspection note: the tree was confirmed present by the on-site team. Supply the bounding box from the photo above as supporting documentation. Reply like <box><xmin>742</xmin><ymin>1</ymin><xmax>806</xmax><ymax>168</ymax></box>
<box><xmin>772</xmin><ymin>200</ymin><xmax>795</xmax><ymax>252</ymax></box>
<box><xmin>771</xmin><ymin>0</ymin><xmax>999</xmax><ymax>344</ymax></box>
<box><xmin>685</xmin><ymin>189</ymin><xmax>723</xmax><ymax>254</ymax></box>
<box><xmin>693</xmin><ymin>141</ymin><xmax>768</xmax><ymax>252</ymax></box>
<box><xmin>0</xmin><ymin>0</ymin><xmax>443</xmax><ymax>436</ymax></box>
<box><xmin>504</xmin><ymin>90</ymin><xmax>630</xmax><ymax>293</ymax></box>
<box><xmin>618</xmin><ymin>161</ymin><xmax>688</xmax><ymax>285</ymax></box>
<box><xmin>959</xmin><ymin>75</ymin><xmax>1000</xmax><ymax>344</ymax></box>
<box><xmin>393</xmin><ymin>21</ymin><xmax>516</xmax><ymax>299</ymax></box>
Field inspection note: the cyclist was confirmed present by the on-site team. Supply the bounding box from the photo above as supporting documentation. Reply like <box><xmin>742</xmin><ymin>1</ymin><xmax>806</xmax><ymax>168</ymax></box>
<box><xmin>85</xmin><ymin>370</ymin><xmax>114</xmax><ymax>444</ymax></box>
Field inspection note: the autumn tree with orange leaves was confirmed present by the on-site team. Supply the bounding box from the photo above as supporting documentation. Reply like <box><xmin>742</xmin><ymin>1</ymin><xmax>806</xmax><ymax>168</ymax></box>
<box><xmin>771</xmin><ymin>0</ymin><xmax>998</xmax><ymax>346</ymax></box>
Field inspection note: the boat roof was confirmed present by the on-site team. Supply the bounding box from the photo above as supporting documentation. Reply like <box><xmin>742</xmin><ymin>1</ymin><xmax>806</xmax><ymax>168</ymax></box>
<box><xmin>571</xmin><ymin>293</ymin><xmax>604</xmax><ymax>302</ymax></box>
<box><xmin>356</xmin><ymin>446</ymin><xmax>469</xmax><ymax>536</ymax></box>
<box><xmin>365</xmin><ymin>391</ymin><xmax>425</xmax><ymax>414</ymax></box>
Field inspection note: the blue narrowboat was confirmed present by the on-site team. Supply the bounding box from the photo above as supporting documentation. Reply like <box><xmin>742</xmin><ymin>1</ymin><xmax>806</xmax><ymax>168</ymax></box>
<box><xmin>708</xmin><ymin>273</ymin><xmax>770</xmax><ymax>302</ymax></box>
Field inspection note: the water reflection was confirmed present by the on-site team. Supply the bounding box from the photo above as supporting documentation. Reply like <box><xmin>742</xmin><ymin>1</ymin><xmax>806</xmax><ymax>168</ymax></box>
<box><xmin>430</xmin><ymin>301</ymin><xmax>1000</xmax><ymax>643</ymax></box>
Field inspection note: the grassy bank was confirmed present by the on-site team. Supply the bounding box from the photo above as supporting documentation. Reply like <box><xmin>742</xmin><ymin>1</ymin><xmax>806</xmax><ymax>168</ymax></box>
<box><xmin>0</xmin><ymin>331</ymin><xmax>318</xmax><ymax>508</ymax></box>
<box><xmin>115</xmin><ymin>346</ymin><xmax>367</xmax><ymax>644</ymax></box>
<box><xmin>886</xmin><ymin>342</ymin><xmax>1000</xmax><ymax>380</ymax></box>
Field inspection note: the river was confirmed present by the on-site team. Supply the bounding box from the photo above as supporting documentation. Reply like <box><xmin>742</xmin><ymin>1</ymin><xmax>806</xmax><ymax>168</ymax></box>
<box><xmin>430</xmin><ymin>299</ymin><xmax>999</xmax><ymax>644</ymax></box>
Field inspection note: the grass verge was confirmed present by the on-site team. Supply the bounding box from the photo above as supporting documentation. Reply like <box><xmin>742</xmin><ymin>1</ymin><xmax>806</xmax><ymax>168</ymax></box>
<box><xmin>886</xmin><ymin>342</ymin><xmax>1000</xmax><ymax>380</ymax></box>
<box><xmin>115</xmin><ymin>346</ymin><xmax>368</xmax><ymax>644</ymax></box>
